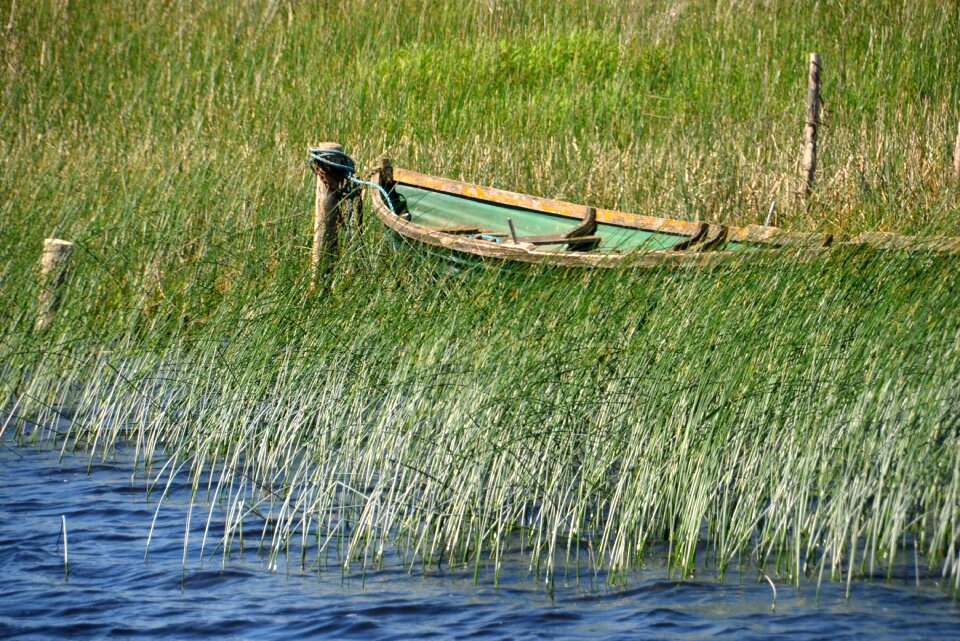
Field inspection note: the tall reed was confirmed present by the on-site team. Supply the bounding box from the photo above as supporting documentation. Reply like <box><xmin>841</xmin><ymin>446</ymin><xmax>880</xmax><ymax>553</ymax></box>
<box><xmin>2</xmin><ymin>0</ymin><xmax>959</xmax><ymax>589</ymax></box>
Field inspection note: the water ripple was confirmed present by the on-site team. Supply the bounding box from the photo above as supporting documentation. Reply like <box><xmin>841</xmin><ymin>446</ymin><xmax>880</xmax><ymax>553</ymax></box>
<box><xmin>2</xmin><ymin>443</ymin><xmax>960</xmax><ymax>641</ymax></box>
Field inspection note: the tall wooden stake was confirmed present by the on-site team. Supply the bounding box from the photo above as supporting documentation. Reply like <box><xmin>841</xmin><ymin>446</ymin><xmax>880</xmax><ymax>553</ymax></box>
<box><xmin>36</xmin><ymin>238</ymin><xmax>73</xmax><ymax>332</ymax></box>
<box><xmin>310</xmin><ymin>142</ymin><xmax>346</xmax><ymax>289</ymax></box>
<box><xmin>801</xmin><ymin>52</ymin><xmax>822</xmax><ymax>199</ymax></box>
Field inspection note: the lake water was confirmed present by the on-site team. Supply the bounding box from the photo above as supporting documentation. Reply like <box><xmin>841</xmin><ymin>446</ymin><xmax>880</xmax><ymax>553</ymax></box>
<box><xmin>2</xmin><ymin>440</ymin><xmax>959</xmax><ymax>640</ymax></box>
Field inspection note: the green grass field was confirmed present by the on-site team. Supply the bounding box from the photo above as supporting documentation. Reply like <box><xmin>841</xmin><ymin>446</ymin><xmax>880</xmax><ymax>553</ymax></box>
<box><xmin>2</xmin><ymin>0</ymin><xmax>960</xmax><ymax>589</ymax></box>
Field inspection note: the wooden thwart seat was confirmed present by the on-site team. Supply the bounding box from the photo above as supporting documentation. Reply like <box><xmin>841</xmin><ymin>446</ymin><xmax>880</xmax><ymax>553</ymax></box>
<box><xmin>670</xmin><ymin>222</ymin><xmax>709</xmax><ymax>251</ymax></box>
<box><xmin>436</xmin><ymin>226</ymin><xmax>483</xmax><ymax>235</ymax></box>
<box><xmin>517</xmin><ymin>234</ymin><xmax>602</xmax><ymax>248</ymax></box>
<box><xmin>512</xmin><ymin>207</ymin><xmax>601</xmax><ymax>251</ymax></box>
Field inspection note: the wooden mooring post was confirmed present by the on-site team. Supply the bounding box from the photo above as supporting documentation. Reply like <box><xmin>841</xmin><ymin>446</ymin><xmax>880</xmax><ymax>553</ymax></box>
<box><xmin>309</xmin><ymin>142</ymin><xmax>348</xmax><ymax>289</ymax></box>
<box><xmin>800</xmin><ymin>52</ymin><xmax>822</xmax><ymax>199</ymax></box>
<box><xmin>36</xmin><ymin>238</ymin><xmax>73</xmax><ymax>332</ymax></box>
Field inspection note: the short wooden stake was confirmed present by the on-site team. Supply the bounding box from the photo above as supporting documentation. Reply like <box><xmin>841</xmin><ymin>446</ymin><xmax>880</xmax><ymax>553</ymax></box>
<box><xmin>376</xmin><ymin>156</ymin><xmax>408</xmax><ymax>220</ymax></box>
<box><xmin>310</xmin><ymin>142</ymin><xmax>347</xmax><ymax>289</ymax></box>
<box><xmin>800</xmin><ymin>52</ymin><xmax>822</xmax><ymax>199</ymax></box>
<box><xmin>378</xmin><ymin>156</ymin><xmax>394</xmax><ymax>188</ymax></box>
<box><xmin>36</xmin><ymin>238</ymin><xmax>73</xmax><ymax>332</ymax></box>
<box><xmin>953</xmin><ymin>119</ymin><xmax>960</xmax><ymax>180</ymax></box>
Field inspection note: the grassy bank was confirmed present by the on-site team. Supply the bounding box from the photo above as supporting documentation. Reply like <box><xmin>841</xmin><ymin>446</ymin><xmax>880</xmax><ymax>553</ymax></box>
<box><xmin>2</xmin><ymin>0</ymin><xmax>959</xmax><ymax>588</ymax></box>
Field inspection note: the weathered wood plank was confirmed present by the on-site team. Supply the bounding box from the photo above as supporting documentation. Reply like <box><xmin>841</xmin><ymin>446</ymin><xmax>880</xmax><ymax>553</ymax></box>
<box><xmin>509</xmin><ymin>235</ymin><xmax>602</xmax><ymax>247</ymax></box>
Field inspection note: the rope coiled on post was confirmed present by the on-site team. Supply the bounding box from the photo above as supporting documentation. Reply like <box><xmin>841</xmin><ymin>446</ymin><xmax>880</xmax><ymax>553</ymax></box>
<box><xmin>308</xmin><ymin>148</ymin><xmax>396</xmax><ymax>215</ymax></box>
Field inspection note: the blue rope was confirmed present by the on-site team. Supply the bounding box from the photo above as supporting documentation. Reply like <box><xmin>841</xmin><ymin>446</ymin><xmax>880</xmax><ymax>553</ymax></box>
<box><xmin>309</xmin><ymin>148</ymin><xmax>396</xmax><ymax>215</ymax></box>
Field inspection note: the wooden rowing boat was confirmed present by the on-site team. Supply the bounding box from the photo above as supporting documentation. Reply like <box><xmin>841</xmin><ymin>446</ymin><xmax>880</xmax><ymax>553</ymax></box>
<box><xmin>368</xmin><ymin>158</ymin><xmax>837</xmax><ymax>268</ymax></box>
<box><xmin>307</xmin><ymin>147</ymin><xmax>960</xmax><ymax>269</ymax></box>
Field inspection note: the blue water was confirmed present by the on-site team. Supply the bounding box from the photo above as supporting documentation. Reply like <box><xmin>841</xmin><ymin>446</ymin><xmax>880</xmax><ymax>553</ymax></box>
<box><xmin>2</xmin><ymin>440</ymin><xmax>959</xmax><ymax>640</ymax></box>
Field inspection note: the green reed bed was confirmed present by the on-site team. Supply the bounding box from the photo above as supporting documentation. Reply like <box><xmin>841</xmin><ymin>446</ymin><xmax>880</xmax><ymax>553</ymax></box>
<box><xmin>5</xmin><ymin>239</ymin><xmax>959</xmax><ymax>590</ymax></box>
<box><xmin>2</xmin><ymin>0</ymin><xmax>959</xmax><ymax>590</ymax></box>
